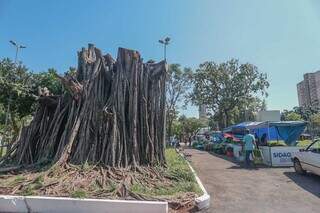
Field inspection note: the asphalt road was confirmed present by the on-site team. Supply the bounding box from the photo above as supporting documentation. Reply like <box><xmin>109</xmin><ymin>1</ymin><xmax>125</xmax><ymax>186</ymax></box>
<box><xmin>186</xmin><ymin>148</ymin><xmax>320</xmax><ymax>213</ymax></box>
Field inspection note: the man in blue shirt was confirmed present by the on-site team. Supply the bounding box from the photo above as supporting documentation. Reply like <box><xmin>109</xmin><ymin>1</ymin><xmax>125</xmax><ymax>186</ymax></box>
<box><xmin>243</xmin><ymin>129</ymin><xmax>256</xmax><ymax>167</ymax></box>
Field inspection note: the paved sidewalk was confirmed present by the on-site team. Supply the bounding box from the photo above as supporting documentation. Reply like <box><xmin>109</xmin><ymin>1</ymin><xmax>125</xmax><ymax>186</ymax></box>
<box><xmin>186</xmin><ymin>148</ymin><xmax>320</xmax><ymax>213</ymax></box>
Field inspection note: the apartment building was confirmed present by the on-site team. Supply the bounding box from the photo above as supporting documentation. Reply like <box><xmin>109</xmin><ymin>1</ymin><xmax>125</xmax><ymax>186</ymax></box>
<box><xmin>297</xmin><ymin>70</ymin><xmax>320</xmax><ymax>107</ymax></box>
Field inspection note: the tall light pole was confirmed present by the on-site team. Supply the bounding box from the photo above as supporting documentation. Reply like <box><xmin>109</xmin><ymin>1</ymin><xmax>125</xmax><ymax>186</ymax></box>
<box><xmin>5</xmin><ymin>40</ymin><xmax>26</xmax><ymax>127</ymax></box>
<box><xmin>10</xmin><ymin>40</ymin><xmax>26</xmax><ymax>64</ymax></box>
<box><xmin>158</xmin><ymin>37</ymin><xmax>170</xmax><ymax>61</ymax></box>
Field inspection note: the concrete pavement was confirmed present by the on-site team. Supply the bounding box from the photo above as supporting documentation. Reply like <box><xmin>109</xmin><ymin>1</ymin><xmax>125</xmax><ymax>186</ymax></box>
<box><xmin>186</xmin><ymin>148</ymin><xmax>320</xmax><ymax>213</ymax></box>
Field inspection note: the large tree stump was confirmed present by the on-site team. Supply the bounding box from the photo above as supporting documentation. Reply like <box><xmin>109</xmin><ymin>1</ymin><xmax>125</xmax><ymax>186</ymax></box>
<box><xmin>0</xmin><ymin>44</ymin><xmax>167</xmax><ymax>168</ymax></box>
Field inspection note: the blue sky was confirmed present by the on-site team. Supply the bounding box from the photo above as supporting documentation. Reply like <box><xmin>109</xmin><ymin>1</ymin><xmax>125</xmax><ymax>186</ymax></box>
<box><xmin>1</xmin><ymin>0</ymin><xmax>320</xmax><ymax>117</ymax></box>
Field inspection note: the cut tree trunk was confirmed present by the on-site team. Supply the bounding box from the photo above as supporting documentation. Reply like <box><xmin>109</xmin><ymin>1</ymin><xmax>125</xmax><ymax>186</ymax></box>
<box><xmin>0</xmin><ymin>44</ymin><xmax>167</xmax><ymax>169</ymax></box>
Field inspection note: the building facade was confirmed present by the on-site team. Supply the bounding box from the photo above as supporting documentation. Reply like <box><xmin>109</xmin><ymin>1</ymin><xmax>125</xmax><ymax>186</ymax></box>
<box><xmin>256</xmin><ymin>110</ymin><xmax>281</xmax><ymax>122</ymax></box>
<box><xmin>297</xmin><ymin>70</ymin><xmax>320</xmax><ymax>108</ymax></box>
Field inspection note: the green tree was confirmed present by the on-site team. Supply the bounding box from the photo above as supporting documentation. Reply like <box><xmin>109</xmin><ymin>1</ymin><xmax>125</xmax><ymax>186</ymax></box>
<box><xmin>191</xmin><ymin>59</ymin><xmax>269</xmax><ymax>128</ymax></box>
<box><xmin>0</xmin><ymin>60</ymin><xmax>62</xmax><ymax>125</ymax></box>
<box><xmin>293</xmin><ymin>106</ymin><xmax>319</xmax><ymax>121</ymax></box>
<box><xmin>282</xmin><ymin>106</ymin><xmax>320</xmax><ymax>136</ymax></box>
<box><xmin>32</xmin><ymin>68</ymin><xmax>63</xmax><ymax>95</ymax></box>
<box><xmin>0</xmin><ymin>58</ymin><xmax>62</xmax><ymax>150</ymax></box>
<box><xmin>166</xmin><ymin>64</ymin><xmax>192</xmax><ymax>137</ymax></box>
<box><xmin>208</xmin><ymin>115</ymin><xmax>218</xmax><ymax>130</ymax></box>
<box><xmin>178</xmin><ymin>115</ymin><xmax>205</xmax><ymax>144</ymax></box>
<box><xmin>281</xmin><ymin>111</ymin><xmax>303</xmax><ymax>121</ymax></box>
<box><xmin>0</xmin><ymin>58</ymin><xmax>35</xmax><ymax>155</ymax></box>
<box><xmin>171</xmin><ymin>120</ymin><xmax>183</xmax><ymax>142</ymax></box>
<box><xmin>261</xmin><ymin>99</ymin><xmax>267</xmax><ymax>111</ymax></box>
<box><xmin>0</xmin><ymin>59</ymin><xmax>33</xmax><ymax>126</ymax></box>
<box><xmin>233</xmin><ymin>97</ymin><xmax>267</xmax><ymax>123</ymax></box>
<box><xmin>310</xmin><ymin>113</ymin><xmax>320</xmax><ymax>136</ymax></box>
<box><xmin>311</xmin><ymin>113</ymin><xmax>320</xmax><ymax>126</ymax></box>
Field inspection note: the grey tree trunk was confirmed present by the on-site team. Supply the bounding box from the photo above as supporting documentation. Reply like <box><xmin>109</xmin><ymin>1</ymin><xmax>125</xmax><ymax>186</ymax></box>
<box><xmin>0</xmin><ymin>44</ymin><xmax>167</xmax><ymax>168</ymax></box>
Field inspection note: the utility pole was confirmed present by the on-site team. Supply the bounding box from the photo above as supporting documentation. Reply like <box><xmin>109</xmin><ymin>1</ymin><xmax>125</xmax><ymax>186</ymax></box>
<box><xmin>158</xmin><ymin>37</ymin><xmax>170</xmax><ymax>61</ymax></box>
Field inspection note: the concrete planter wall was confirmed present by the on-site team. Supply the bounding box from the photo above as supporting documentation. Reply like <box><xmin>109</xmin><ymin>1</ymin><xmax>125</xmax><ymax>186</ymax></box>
<box><xmin>177</xmin><ymin>149</ymin><xmax>211</xmax><ymax>210</ymax></box>
<box><xmin>0</xmin><ymin>195</ymin><xmax>168</xmax><ymax>213</ymax></box>
<box><xmin>186</xmin><ymin>159</ymin><xmax>211</xmax><ymax>210</ymax></box>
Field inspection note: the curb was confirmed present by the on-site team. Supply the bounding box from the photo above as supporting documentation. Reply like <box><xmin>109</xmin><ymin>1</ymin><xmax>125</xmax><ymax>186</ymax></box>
<box><xmin>0</xmin><ymin>195</ymin><xmax>168</xmax><ymax>213</ymax></box>
<box><xmin>177</xmin><ymin>149</ymin><xmax>210</xmax><ymax>210</ymax></box>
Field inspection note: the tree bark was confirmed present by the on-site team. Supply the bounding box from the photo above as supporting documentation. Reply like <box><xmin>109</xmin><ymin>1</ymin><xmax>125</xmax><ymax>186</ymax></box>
<box><xmin>0</xmin><ymin>45</ymin><xmax>167</xmax><ymax>169</ymax></box>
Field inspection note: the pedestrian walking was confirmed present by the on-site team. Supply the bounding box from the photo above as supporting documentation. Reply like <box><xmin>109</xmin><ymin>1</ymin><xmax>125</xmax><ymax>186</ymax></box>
<box><xmin>243</xmin><ymin>129</ymin><xmax>256</xmax><ymax>168</ymax></box>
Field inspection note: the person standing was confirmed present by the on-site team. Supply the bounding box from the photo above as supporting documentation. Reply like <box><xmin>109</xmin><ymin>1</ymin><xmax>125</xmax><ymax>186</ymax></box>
<box><xmin>243</xmin><ymin>129</ymin><xmax>256</xmax><ymax>168</ymax></box>
<box><xmin>260</xmin><ymin>133</ymin><xmax>267</xmax><ymax>146</ymax></box>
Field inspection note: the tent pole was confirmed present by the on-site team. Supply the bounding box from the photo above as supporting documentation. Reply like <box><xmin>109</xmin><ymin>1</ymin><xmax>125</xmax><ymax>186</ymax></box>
<box><xmin>268</xmin><ymin>121</ymin><xmax>272</xmax><ymax>166</ymax></box>
<box><xmin>267</xmin><ymin>122</ymin><xmax>270</xmax><ymax>142</ymax></box>
<box><xmin>269</xmin><ymin>146</ymin><xmax>272</xmax><ymax>166</ymax></box>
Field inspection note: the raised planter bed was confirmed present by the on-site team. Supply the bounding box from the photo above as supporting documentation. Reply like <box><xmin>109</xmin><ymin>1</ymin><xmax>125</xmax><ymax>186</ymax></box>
<box><xmin>0</xmin><ymin>149</ymin><xmax>202</xmax><ymax>212</ymax></box>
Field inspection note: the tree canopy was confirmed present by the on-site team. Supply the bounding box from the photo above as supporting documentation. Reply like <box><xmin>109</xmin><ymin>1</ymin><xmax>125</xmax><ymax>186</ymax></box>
<box><xmin>0</xmin><ymin>58</ymin><xmax>63</xmax><ymax>151</ymax></box>
<box><xmin>190</xmin><ymin>59</ymin><xmax>269</xmax><ymax>128</ymax></box>
<box><xmin>166</xmin><ymin>64</ymin><xmax>192</xmax><ymax>137</ymax></box>
<box><xmin>0</xmin><ymin>58</ymin><xmax>34</xmax><ymax>119</ymax></box>
<box><xmin>281</xmin><ymin>111</ymin><xmax>303</xmax><ymax>121</ymax></box>
<box><xmin>281</xmin><ymin>106</ymin><xmax>320</xmax><ymax>136</ymax></box>
<box><xmin>0</xmin><ymin>58</ymin><xmax>63</xmax><ymax>122</ymax></box>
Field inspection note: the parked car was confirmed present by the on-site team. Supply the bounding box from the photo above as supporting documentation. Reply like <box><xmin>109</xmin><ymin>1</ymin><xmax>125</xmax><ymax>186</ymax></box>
<box><xmin>292</xmin><ymin>139</ymin><xmax>320</xmax><ymax>176</ymax></box>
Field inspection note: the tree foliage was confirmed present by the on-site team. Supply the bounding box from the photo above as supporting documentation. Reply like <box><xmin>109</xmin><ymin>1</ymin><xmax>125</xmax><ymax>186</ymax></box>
<box><xmin>166</xmin><ymin>64</ymin><xmax>192</xmax><ymax>137</ymax></box>
<box><xmin>32</xmin><ymin>68</ymin><xmax>63</xmax><ymax>96</ymax></box>
<box><xmin>170</xmin><ymin>115</ymin><xmax>205</xmax><ymax>144</ymax></box>
<box><xmin>0</xmin><ymin>58</ymin><xmax>34</xmax><ymax>119</ymax></box>
<box><xmin>281</xmin><ymin>111</ymin><xmax>303</xmax><ymax>121</ymax></box>
<box><xmin>0</xmin><ymin>58</ymin><xmax>62</xmax><ymax>124</ymax></box>
<box><xmin>311</xmin><ymin>113</ymin><xmax>320</xmax><ymax>126</ymax></box>
<box><xmin>179</xmin><ymin>116</ymin><xmax>205</xmax><ymax>136</ymax></box>
<box><xmin>281</xmin><ymin>106</ymin><xmax>320</xmax><ymax>136</ymax></box>
<box><xmin>191</xmin><ymin>59</ymin><xmax>269</xmax><ymax>128</ymax></box>
<box><xmin>0</xmin><ymin>58</ymin><xmax>63</xmax><ymax>149</ymax></box>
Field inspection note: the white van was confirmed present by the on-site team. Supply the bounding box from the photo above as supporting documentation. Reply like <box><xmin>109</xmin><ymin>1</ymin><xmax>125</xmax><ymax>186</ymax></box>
<box><xmin>292</xmin><ymin>139</ymin><xmax>320</xmax><ymax>176</ymax></box>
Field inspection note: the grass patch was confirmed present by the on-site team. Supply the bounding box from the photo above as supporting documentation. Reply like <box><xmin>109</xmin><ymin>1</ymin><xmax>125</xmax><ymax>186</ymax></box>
<box><xmin>131</xmin><ymin>181</ymin><xmax>201</xmax><ymax>197</ymax></box>
<box><xmin>8</xmin><ymin>175</ymin><xmax>26</xmax><ymax>186</ymax></box>
<box><xmin>14</xmin><ymin>175</ymin><xmax>26</xmax><ymax>182</ymax></box>
<box><xmin>20</xmin><ymin>182</ymin><xmax>44</xmax><ymax>196</ymax></box>
<box><xmin>130</xmin><ymin>148</ymin><xmax>202</xmax><ymax>197</ymax></box>
<box><xmin>21</xmin><ymin>185</ymin><xmax>36</xmax><ymax>196</ymax></box>
<box><xmin>34</xmin><ymin>175</ymin><xmax>44</xmax><ymax>184</ymax></box>
<box><xmin>165</xmin><ymin>149</ymin><xmax>197</xmax><ymax>182</ymax></box>
<box><xmin>71</xmin><ymin>189</ymin><xmax>87</xmax><ymax>198</ymax></box>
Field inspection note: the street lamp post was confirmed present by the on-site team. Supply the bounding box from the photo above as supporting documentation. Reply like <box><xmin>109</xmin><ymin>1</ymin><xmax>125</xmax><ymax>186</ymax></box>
<box><xmin>5</xmin><ymin>40</ymin><xmax>26</xmax><ymax>127</ymax></box>
<box><xmin>10</xmin><ymin>40</ymin><xmax>26</xmax><ymax>64</ymax></box>
<box><xmin>158</xmin><ymin>37</ymin><xmax>170</xmax><ymax>61</ymax></box>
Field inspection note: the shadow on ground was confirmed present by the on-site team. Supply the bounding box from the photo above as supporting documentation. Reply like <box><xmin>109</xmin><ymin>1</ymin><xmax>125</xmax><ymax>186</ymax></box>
<box><xmin>284</xmin><ymin>171</ymin><xmax>320</xmax><ymax>198</ymax></box>
<box><xmin>184</xmin><ymin>148</ymin><xmax>296</xmax><ymax>172</ymax></box>
<box><xmin>207</xmin><ymin>151</ymin><xmax>272</xmax><ymax>170</ymax></box>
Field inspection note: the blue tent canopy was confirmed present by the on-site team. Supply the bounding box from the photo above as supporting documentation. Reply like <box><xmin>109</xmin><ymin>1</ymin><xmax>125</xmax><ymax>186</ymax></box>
<box><xmin>223</xmin><ymin>121</ymin><xmax>307</xmax><ymax>146</ymax></box>
<box><xmin>223</xmin><ymin>122</ymin><xmax>261</xmax><ymax>133</ymax></box>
